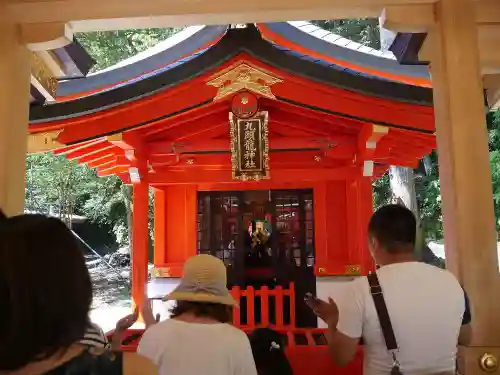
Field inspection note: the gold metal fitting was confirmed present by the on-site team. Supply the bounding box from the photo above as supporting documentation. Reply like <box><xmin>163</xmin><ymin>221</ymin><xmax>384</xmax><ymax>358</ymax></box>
<box><xmin>479</xmin><ymin>353</ymin><xmax>499</xmax><ymax>373</ymax></box>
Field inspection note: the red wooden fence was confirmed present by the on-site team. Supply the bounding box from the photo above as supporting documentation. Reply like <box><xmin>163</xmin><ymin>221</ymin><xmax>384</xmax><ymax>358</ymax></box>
<box><xmin>117</xmin><ymin>327</ymin><xmax>364</xmax><ymax>375</ymax></box>
<box><xmin>230</xmin><ymin>283</ymin><xmax>295</xmax><ymax>329</ymax></box>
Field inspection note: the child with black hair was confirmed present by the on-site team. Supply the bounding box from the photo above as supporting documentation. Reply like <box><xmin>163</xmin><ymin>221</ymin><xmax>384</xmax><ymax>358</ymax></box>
<box><xmin>248</xmin><ymin>328</ymin><xmax>294</xmax><ymax>375</ymax></box>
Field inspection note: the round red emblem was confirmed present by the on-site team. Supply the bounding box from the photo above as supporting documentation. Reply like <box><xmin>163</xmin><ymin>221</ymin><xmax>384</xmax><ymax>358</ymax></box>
<box><xmin>231</xmin><ymin>91</ymin><xmax>259</xmax><ymax>119</ymax></box>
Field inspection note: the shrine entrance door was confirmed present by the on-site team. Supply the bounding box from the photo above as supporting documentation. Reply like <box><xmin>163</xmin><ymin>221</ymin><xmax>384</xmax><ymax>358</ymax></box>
<box><xmin>196</xmin><ymin>189</ymin><xmax>317</xmax><ymax>327</ymax></box>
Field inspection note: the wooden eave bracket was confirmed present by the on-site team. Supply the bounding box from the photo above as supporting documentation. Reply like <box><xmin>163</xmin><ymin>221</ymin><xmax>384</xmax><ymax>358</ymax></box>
<box><xmin>107</xmin><ymin>133</ymin><xmax>146</xmax><ymax>161</ymax></box>
<box><xmin>356</xmin><ymin>125</ymin><xmax>389</xmax><ymax>177</ymax></box>
<box><xmin>106</xmin><ymin>133</ymin><xmax>150</xmax><ymax>183</ymax></box>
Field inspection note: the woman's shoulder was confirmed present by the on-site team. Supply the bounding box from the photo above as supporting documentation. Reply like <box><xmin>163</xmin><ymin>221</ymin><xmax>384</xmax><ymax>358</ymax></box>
<box><xmin>45</xmin><ymin>347</ymin><xmax>123</xmax><ymax>375</ymax></box>
<box><xmin>217</xmin><ymin>324</ymin><xmax>253</xmax><ymax>348</ymax></box>
<box><xmin>123</xmin><ymin>352</ymin><xmax>158</xmax><ymax>375</ymax></box>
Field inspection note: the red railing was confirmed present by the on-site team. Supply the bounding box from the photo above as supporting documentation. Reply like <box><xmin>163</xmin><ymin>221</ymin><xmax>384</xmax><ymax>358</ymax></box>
<box><xmin>230</xmin><ymin>283</ymin><xmax>296</xmax><ymax>329</ymax></box>
<box><xmin>116</xmin><ymin>327</ymin><xmax>364</xmax><ymax>375</ymax></box>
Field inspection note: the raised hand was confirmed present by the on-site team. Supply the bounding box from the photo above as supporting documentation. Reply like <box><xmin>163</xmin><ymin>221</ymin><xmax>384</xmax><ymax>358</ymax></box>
<box><xmin>304</xmin><ymin>294</ymin><xmax>339</xmax><ymax>327</ymax></box>
<box><xmin>142</xmin><ymin>298</ymin><xmax>160</xmax><ymax>328</ymax></box>
<box><xmin>115</xmin><ymin>306</ymin><xmax>139</xmax><ymax>333</ymax></box>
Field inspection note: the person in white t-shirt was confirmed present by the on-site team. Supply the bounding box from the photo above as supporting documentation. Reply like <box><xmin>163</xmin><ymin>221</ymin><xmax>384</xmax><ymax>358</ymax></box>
<box><xmin>306</xmin><ymin>204</ymin><xmax>471</xmax><ymax>375</ymax></box>
<box><xmin>137</xmin><ymin>254</ymin><xmax>258</xmax><ymax>375</ymax></box>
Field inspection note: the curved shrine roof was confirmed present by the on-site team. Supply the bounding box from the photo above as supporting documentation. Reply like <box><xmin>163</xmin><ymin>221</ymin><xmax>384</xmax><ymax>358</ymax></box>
<box><xmin>30</xmin><ymin>23</ymin><xmax>433</xmax><ymax>124</ymax></box>
<box><xmin>28</xmin><ymin>23</ymin><xmax>436</xmax><ymax>181</ymax></box>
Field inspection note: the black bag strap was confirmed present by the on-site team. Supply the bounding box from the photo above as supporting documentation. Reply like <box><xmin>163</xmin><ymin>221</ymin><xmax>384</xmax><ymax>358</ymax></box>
<box><xmin>367</xmin><ymin>272</ymin><xmax>398</xmax><ymax>351</ymax></box>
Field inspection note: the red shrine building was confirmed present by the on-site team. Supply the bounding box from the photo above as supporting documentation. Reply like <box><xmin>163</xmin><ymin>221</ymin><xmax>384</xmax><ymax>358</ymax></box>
<box><xmin>28</xmin><ymin>22</ymin><xmax>435</xmax><ymax>331</ymax></box>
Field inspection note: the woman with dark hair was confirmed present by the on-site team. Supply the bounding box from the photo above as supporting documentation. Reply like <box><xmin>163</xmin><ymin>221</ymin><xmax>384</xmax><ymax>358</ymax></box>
<box><xmin>138</xmin><ymin>254</ymin><xmax>257</xmax><ymax>375</ymax></box>
<box><xmin>0</xmin><ymin>211</ymin><xmax>157</xmax><ymax>375</ymax></box>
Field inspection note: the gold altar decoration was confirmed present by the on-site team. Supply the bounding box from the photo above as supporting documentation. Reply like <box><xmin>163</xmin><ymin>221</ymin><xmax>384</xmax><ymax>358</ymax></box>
<box><xmin>346</xmin><ymin>264</ymin><xmax>361</xmax><ymax>275</ymax></box>
<box><xmin>207</xmin><ymin>62</ymin><xmax>282</xmax><ymax>101</ymax></box>
<box><xmin>31</xmin><ymin>52</ymin><xmax>58</xmax><ymax>100</ymax></box>
<box><xmin>27</xmin><ymin>130</ymin><xmax>64</xmax><ymax>154</ymax></box>
<box><xmin>229</xmin><ymin>111</ymin><xmax>269</xmax><ymax>181</ymax></box>
<box><xmin>152</xmin><ymin>267</ymin><xmax>171</xmax><ymax>278</ymax></box>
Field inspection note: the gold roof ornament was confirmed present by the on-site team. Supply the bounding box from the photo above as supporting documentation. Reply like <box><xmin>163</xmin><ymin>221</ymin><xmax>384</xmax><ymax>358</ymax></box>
<box><xmin>27</xmin><ymin>130</ymin><xmax>64</xmax><ymax>154</ymax></box>
<box><xmin>207</xmin><ymin>62</ymin><xmax>282</xmax><ymax>101</ymax></box>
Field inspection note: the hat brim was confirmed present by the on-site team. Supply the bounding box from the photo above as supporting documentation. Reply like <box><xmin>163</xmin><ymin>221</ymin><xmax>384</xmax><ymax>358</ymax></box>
<box><xmin>163</xmin><ymin>291</ymin><xmax>238</xmax><ymax>306</ymax></box>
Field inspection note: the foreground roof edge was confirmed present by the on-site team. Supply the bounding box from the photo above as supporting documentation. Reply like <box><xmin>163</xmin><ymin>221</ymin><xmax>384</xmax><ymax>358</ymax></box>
<box><xmin>56</xmin><ymin>25</ymin><xmax>228</xmax><ymax>98</ymax></box>
<box><xmin>29</xmin><ymin>25</ymin><xmax>433</xmax><ymax>124</ymax></box>
<box><xmin>260</xmin><ymin>22</ymin><xmax>430</xmax><ymax>86</ymax></box>
<box><xmin>55</xmin><ymin>21</ymin><xmax>432</xmax><ymax>101</ymax></box>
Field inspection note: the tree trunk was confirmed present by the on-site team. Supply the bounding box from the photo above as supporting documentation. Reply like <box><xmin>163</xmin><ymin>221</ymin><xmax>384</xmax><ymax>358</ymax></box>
<box><xmin>389</xmin><ymin>166</ymin><xmax>418</xmax><ymax>215</ymax></box>
<box><xmin>388</xmin><ymin>166</ymin><xmax>445</xmax><ymax>267</ymax></box>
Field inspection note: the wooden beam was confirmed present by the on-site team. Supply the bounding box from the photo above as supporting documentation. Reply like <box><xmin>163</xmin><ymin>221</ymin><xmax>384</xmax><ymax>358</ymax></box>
<box><xmin>97</xmin><ymin>165</ymin><xmax>129</xmax><ymax>177</ymax></box>
<box><xmin>475</xmin><ymin>0</ymin><xmax>500</xmax><ymax>25</ymax></box>
<box><xmin>86</xmin><ymin>154</ymin><xmax>117</xmax><ymax>168</ymax></box>
<box><xmin>380</xmin><ymin>4</ymin><xmax>435</xmax><ymax>33</ymax></box>
<box><xmin>148</xmin><ymin>137</ymin><xmax>356</xmax><ymax>154</ymax></box>
<box><xmin>150</xmin><ymin>151</ymin><xmax>351</xmax><ymax>170</ymax></box>
<box><xmin>64</xmin><ymin>142</ymin><xmax>114</xmax><ymax>160</ymax></box>
<box><xmin>107</xmin><ymin>132</ymin><xmax>145</xmax><ymax>162</ymax></box>
<box><xmin>267</xmin><ymin>103</ymin><xmax>365</xmax><ymax>133</ymax></box>
<box><xmin>165</xmin><ymin>122</ymin><xmax>227</xmax><ymax>143</ymax></box>
<box><xmin>195</xmin><ymin>180</ymin><xmax>317</xmax><ymax>191</ymax></box>
<box><xmin>77</xmin><ymin>149</ymin><xmax>119</xmax><ymax>164</ymax></box>
<box><xmin>3</xmin><ymin>0</ymin><xmax>438</xmax><ymax>26</ymax></box>
<box><xmin>422</xmin><ymin>24</ymin><xmax>500</xmax><ymax>74</ymax></box>
<box><xmin>484</xmin><ymin>74</ymin><xmax>500</xmax><ymax>110</ymax></box>
<box><xmin>20</xmin><ymin>22</ymin><xmax>73</xmax><ymax>51</ymax></box>
<box><xmin>144</xmin><ymin>102</ymin><xmax>227</xmax><ymax>138</ymax></box>
<box><xmin>53</xmin><ymin>138</ymin><xmax>105</xmax><ymax>155</ymax></box>
<box><xmin>149</xmin><ymin>166</ymin><xmax>362</xmax><ymax>185</ymax></box>
<box><xmin>382</xmin><ymin>1</ymin><xmax>500</xmax><ymax>33</ymax></box>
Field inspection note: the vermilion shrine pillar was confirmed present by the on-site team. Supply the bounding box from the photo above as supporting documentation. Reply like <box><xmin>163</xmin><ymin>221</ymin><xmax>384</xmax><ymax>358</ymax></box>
<box><xmin>430</xmin><ymin>0</ymin><xmax>500</xmax><ymax>371</ymax></box>
<box><xmin>346</xmin><ymin>177</ymin><xmax>374</xmax><ymax>275</ymax></box>
<box><xmin>0</xmin><ymin>26</ymin><xmax>31</xmax><ymax>216</ymax></box>
<box><xmin>154</xmin><ymin>188</ymin><xmax>167</xmax><ymax>265</ymax></box>
<box><xmin>131</xmin><ymin>170</ymin><xmax>150</xmax><ymax>311</ymax></box>
<box><xmin>151</xmin><ymin>185</ymin><xmax>197</xmax><ymax>277</ymax></box>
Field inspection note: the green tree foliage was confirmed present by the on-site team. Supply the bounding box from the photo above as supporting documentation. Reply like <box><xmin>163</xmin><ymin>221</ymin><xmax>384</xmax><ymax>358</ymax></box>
<box><xmin>26</xmin><ymin>153</ymin><xmax>155</xmax><ymax>257</ymax></box>
<box><xmin>26</xmin><ymin>153</ymin><xmax>96</xmax><ymax>225</ymax></box>
<box><xmin>414</xmin><ymin>152</ymin><xmax>443</xmax><ymax>240</ymax></box>
<box><xmin>488</xmin><ymin>110</ymin><xmax>500</xmax><ymax>229</ymax></box>
<box><xmin>311</xmin><ymin>19</ymin><xmax>381</xmax><ymax>49</ymax></box>
<box><xmin>76</xmin><ymin>28</ymin><xmax>182</xmax><ymax>72</ymax></box>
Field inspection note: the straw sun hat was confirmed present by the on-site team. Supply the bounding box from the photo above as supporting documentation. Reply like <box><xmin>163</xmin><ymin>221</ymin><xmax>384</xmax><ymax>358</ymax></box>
<box><xmin>163</xmin><ymin>254</ymin><xmax>237</xmax><ymax>306</ymax></box>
